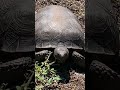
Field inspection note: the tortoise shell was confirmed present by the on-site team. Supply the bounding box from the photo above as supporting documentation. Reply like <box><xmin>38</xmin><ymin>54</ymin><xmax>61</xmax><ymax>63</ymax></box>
<box><xmin>85</xmin><ymin>0</ymin><xmax>119</xmax><ymax>55</ymax></box>
<box><xmin>0</xmin><ymin>0</ymin><xmax>34</xmax><ymax>52</ymax></box>
<box><xmin>35</xmin><ymin>5</ymin><xmax>84</xmax><ymax>50</ymax></box>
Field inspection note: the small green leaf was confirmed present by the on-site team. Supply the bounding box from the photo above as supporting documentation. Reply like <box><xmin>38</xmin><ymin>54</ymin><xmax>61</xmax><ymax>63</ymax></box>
<box><xmin>53</xmin><ymin>76</ymin><xmax>61</xmax><ymax>81</ymax></box>
<box><xmin>38</xmin><ymin>76</ymin><xmax>44</xmax><ymax>81</ymax></box>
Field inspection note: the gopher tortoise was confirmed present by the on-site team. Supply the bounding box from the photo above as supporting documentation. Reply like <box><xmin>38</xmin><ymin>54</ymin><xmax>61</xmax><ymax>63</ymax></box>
<box><xmin>35</xmin><ymin>5</ymin><xmax>85</xmax><ymax>68</ymax></box>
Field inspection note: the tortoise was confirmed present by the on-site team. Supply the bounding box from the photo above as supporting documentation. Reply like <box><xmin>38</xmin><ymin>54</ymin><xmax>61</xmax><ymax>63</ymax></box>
<box><xmin>86</xmin><ymin>0</ymin><xmax>120</xmax><ymax>89</ymax></box>
<box><xmin>0</xmin><ymin>0</ymin><xmax>34</xmax><ymax>69</ymax></box>
<box><xmin>0</xmin><ymin>0</ymin><xmax>34</xmax><ymax>87</ymax></box>
<box><xmin>86</xmin><ymin>0</ymin><xmax>119</xmax><ymax>70</ymax></box>
<box><xmin>35</xmin><ymin>5</ymin><xmax>85</xmax><ymax>68</ymax></box>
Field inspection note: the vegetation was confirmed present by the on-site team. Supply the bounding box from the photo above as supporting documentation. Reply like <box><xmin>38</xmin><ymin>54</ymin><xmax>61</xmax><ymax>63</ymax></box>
<box><xmin>35</xmin><ymin>52</ymin><xmax>61</xmax><ymax>90</ymax></box>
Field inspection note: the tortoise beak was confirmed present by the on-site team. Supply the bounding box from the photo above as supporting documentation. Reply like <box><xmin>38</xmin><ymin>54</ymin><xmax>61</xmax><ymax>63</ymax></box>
<box><xmin>54</xmin><ymin>46</ymin><xmax>69</xmax><ymax>63</ymax></box>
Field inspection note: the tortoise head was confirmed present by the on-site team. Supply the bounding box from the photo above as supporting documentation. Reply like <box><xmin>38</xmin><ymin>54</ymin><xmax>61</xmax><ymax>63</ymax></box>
<box><xmin>54</xmin><ymin>45</ymin><xmax>69</xmax><ymax>63</ymax></box>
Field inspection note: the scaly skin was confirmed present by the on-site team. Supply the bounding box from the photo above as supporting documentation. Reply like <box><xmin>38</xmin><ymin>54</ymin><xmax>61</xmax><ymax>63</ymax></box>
<box><xmin>90</xmin><ymin>60</ymin><xmax>120</xmax><ymax>80</ymax></box>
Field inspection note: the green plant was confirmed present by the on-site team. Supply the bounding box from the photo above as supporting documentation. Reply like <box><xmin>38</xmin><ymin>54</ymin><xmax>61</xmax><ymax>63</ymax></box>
<box><xmin>35</xmin><ymin>52</ymin><xmax>61</xmax><ymax>90</ymax></box>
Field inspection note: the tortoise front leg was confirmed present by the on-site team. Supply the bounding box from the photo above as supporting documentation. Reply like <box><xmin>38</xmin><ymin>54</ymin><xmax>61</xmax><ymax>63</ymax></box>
<box><xmin>89</xmin><ymin>60</ymin><xmax>120</xmax><ymax>89</ymax></box>
<box><xmin>35</xmin><ymin>50</ymin><xmax>49</xmax><ymax>62</ymax></box>
<box><xmin>72</xmin><ymin>51</ymin><xmax>85</xmax><ymax>69</ymax></box>
<box><xmin>90</xmin><ymin>60</ymin><xmax>120</xmax><ymax>79</ymax></box>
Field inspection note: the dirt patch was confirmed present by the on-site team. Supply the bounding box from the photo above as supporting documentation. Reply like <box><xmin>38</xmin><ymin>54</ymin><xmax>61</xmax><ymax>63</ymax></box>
<box><xmin>58</xmin><ymin>71</ymin><xmax>85</xmax><ymax>90</ymax></box>
<box><xmin>42</xmin><ymin>70</ymin><xmax>85</xmax><ymax>90</ymax></box>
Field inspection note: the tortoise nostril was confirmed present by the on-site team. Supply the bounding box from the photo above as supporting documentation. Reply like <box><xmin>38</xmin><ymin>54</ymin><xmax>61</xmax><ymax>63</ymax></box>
<box><xmin>54</xmin><ymin>46</ymin><xmax>69</xmax><ymax>63</ymax></box>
